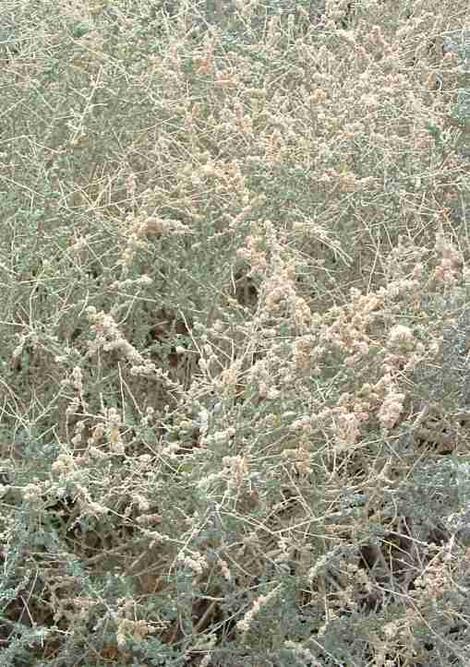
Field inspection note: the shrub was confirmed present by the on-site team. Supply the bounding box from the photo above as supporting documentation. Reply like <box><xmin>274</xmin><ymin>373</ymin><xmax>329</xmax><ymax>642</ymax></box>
<box><xmin>0</xmin><ymin>1</ymin><xmax>469</xmax><ymax>664</ymax></box>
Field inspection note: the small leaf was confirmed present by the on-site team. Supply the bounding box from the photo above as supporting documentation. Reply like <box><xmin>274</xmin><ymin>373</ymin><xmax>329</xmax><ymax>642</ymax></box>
<box><xmin>71</xmin><ymin>21</ymin><xmax>92</xmax><ymax>39</ymax></box>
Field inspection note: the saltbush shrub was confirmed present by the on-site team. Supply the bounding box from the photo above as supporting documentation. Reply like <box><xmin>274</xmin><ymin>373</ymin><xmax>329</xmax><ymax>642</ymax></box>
<box><xmin>0</xmin><ymin>1</ymin><xmax>469</xmax><ymax>665</ymax></box>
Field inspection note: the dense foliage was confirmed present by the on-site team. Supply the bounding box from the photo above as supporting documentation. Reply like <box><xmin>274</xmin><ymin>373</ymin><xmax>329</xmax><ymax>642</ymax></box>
<box><xmin>0</xmin><ymin>1</ymin><xmax>469</xmax><ymax>664</ymax></box>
